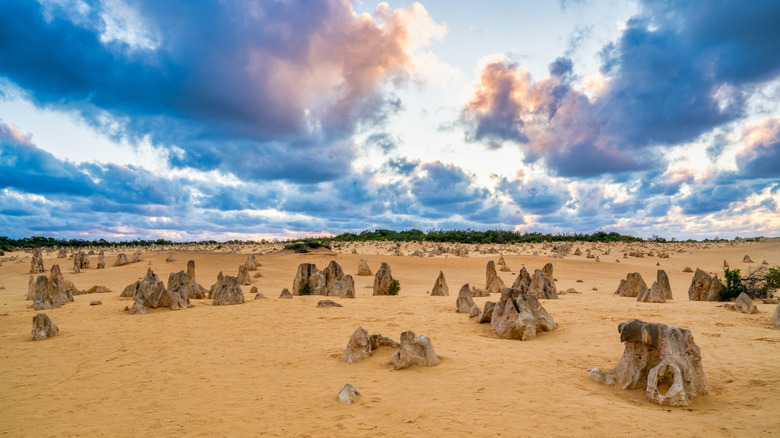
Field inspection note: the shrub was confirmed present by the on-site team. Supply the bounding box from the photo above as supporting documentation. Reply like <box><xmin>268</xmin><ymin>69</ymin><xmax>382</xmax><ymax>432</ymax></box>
<box><xmin>389</xmin><ymin>279</ymin><xmax>400</xmax><ymax>296</ymax></box>
<box><xmin>720</xmin><ymin>266</ymin><xmax>778</xmax><ymax>300</ymax></box>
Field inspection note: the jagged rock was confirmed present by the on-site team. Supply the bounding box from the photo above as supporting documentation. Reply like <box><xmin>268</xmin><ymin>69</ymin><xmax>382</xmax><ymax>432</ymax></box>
<box><xmin>529</xmin><ymin>269</ymin><xmax>558</xmax><ymax>299</ymax></box>
<box><xmin>293</xmin><ymin>263</ymin><xmax>326</xmax><ymax>295</ymax></box>
<box><xmin>456</xmin><ymin>284</ymin><xmax>479</xmax><ymax>315</ymax></box>
<box><xmin>615</xmin><ymin>273</ymin><xmax>648</xmax><ymax>298</ymax></box>
<box><xmin>279</xmin><ymin>288</ymin><xmax>293</xmax><ymax>299</ymax></box>
<box><xmin>323</xmin><ymin>261</ymin><xmax>355</xmax><ymax>298</ymax></box>
<box><xmin>115</xmin><ymin>253</ymin><xmax>130</xmax><ymax>266</ymax></box>
<box><xmin>132</xmin><ymin>268</ymin><xmax>190</xmax><ymax>311</ymax></box>
<box><xmin>587</xmin><ymin>367</ymin><xmax>615</xmax><ymax>386</ymax></box>
<box><xmin>687</xmin><ymin>269</ymin><xmax>721</xmax><ymax>301</ymax></box>
<box><xmin>638</xmin><ymin>270</ymin><xmax>672</xmax><ymax>302</ymax></box>
<box><xmin>244</xmin><ymin>254</ymin><xmax>258</xmax><ymax>271</ymax></box>
<box><xmin>210</xmin><ymin>272</ymin><xmax>245</xmax><ymax>306</ymax></box>
<box><xmin>32</xmin><ymin>313</ymin><xmax>58</xmax><ymax>341</ymax></box>
<box><xmin>30</xmin><ymin>249</ymin><xmax>45</xmax><ymax>274</ymax></box>
<box><xmin>318</xmin><ymin>299</ymin><xmax>343</xmax><ymax>307</ymax></box>
<box><xmin>542</xmin><ymin>263</ymin><xmax>557</xmax><ymax>296</ymax></box>
<box><xmin>237</xmin><ymin>265</ymin><xmax>251</xmax><ymax>285</ymax></box>
<box><xmin>30</xmin><ymin>265</ymin><xmax>77</xmax><ymax>310</ymax></box>
<box><xmin>357</xmin><ymin>259</ymin><xmax>372</xmax><ymax>276</ymax></box>
<box><xmin>772</xmin><ymin>303</ymin><xmax>780</xmax><ymax>329</ymax></box>
<box><xmin>724</xmin><ymin>292</ymin><xmax>758</xmax><ymax>314</ymax></box>
<box><xmin>430</xmin><ymin>271</ymin><xmax>449</xmax><ymax>296</ymax></box>
<box><xmin>129</xmin><ymin>301</ymin><xmax>147</xmax><ymax>315</ymax></box>
<box><xmin>477</xmin><ymin>301</ymin><xmax>496</xmax><ymax>323</ymax></box>
<box><xmin>743</xmin><ymin>255</ymin><xmax>754</xmax><ymax>263</ymax></box>
<box><xmin>373</xmin><ymin>262</ymin><xmax>395</xmax><ymax>296</ymax></box>
<box><xmin>73</xmin><ymin>251</ymin><xmax>90</xmax><ymax>273</ymax></box>
<box><xmin>167</xmin><ymin>271</ymin><xmax>207</xmax><ymax>299</ymax></box>
<box><xmin>385</xmin><ymin>330</ymin><xmax>440</xmax><ymax>370</ymax></box>
<box><xmin>338</xmin><ymin>384</ymin><xmax>361</xmax><ymax>404</ymax></box>
<box><xmin>96</xmin><ymin>251</ymin><xmax>105</xmax><ymax>269</ymax></box>
<box><xmin>485</xmin><ymin>260</ymin><xmax>505</xmax><ymax>294</ymax></box>
<box><xmin>340</xmin><ymin>327</ymin><xmax>399</xmax><ymax>363</ymax></box>
<box><xmin>603</xmin><ymin>319</ymin><xmax>707</xmax><ymax>406</ymax></box>
<box><xmin>511</xmin><ymin>267</ymin><xmax>531</xmax><ymax>291</ymax></box>
<box><xmin>490</xmin><ymin>288</ymin><xmax>556</xmax><ymax>340</ymax></box>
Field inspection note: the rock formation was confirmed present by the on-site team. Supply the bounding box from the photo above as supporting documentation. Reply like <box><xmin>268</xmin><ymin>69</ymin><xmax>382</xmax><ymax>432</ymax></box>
<box><xmin>30</xmin><ymin>249</ymin><xmax>45</xmax><ymax>274</ymax></box>
<box><xmin>455</xmin><ymin>284</ymin><xmax>479</xmax><ymax>316</ymax></box>
<box><xmin>73</xmin><ymin>251</ymin><xmax>90</xmax><ymax>273</ymax></box>
<box><xmin>638</xmin><ymin>270</ymin><xmax>673</xmax><ymax>303</ymax></box>
<box><xmin>373</xmin><ymin>262</ymin><xmax>395</xmax><ymax>296</ymax></box>
<box><xmin>743</xmin><ymin>255</ymin><xmax>754</xmax><ymax>263</ymax></box>
<box><xmin>357</xmin><ymin>259</ymin><xmax>372</xmax><ymax>276</ymax></box>
<box><xmin>129</xmin><ymin>268</ymin><xmax>190</xmax><ymax>313</ymax></box>
<box><xmin>187</xmin><ymin>260</ymin><xmax>196</xmax><ymax>279</ymax></box>
<box><xmin>293</xmin><ymin>263</ymin><xmax>326</xmax><ymax>295</ymax></box>
<box><xmin>587</xmin><ymin>367</ymin><xmax>615</xmax><ymax>386</ymax></box>
<box><xmin>430</xmin><ymin>271</ymin><xmax>449</xmax><ymax>296</ymax></box>
<box><xmin>115</xmin><ymin>253</ymin><xmax>129</xmax><ymax>266</ymax></box>
<box><xmin>317</xmin><ymin>299</ymin><xmax>343</xmax><ymax>307</ymax></box>
<box><xmin>529</xmin><ymin>269</ymin><xmax>558</xmax><ymax>299</ymax></box>
<box><xmin>490</xmin><ymin>288</ymin><xmax>557</xmax><ymax>340</ymax></box>
<box><xmin>542</xmin><ymin>263</ymin><xmax>557</xmax><ymax>296</ymax></box>
<box><xmin>323</xmin><ymin>261</ymin><xmax>355</xmax><ymax>298</ymax></box>
<box><xmin>32</xmin><ymin>313</ymin><xmax>58</xmax><ymax>341</ymax></box>
<box><xmin>772</xmin><ymin>303</ymin><xmax>780</xmax><ymax>329</ymax></box>
<box><xmin>477</xmin><ymin>301</ymin><xmax>496</xmax><ymax>323</ymax></box>
<box><xmin>687</xmin><ymin>269</ymin><xmax>722</xmax><ymax>301</ymax></box>
<box><xmin>130</xmin><ymin>251</ymin><xmax>141</xmax><ymax>263</ymax></box>
<box><xmin>385</xmin><ymin>330</ymin><xmax>440</xmax><ymax>370</ymax></box>
<box><xmin>29</xmin><ymin>265</ymin><xmax>77</xmax><ymax>310</ymax></box>
<box><xmin>167</xmin><ymin>270</ymin><xmax>207</xmax><ymax>299</ymax></box>
<box><xmin>237</xmin><ymin>265</ymin><xmax>251</xmax><ymax>285</ymax></box>
<box><xmin>165</xmin><ymin>254</ymin><xmax>175</xmax><ymax>262</ymax></box>
<box><xmin>724</xmin><ymin>292</ymin><xmax>758</xmax><ymax>314</ymax></box>
<box><xmin>279</xmin><ymin>288</ymin><xmax>293</xmax><ymax>299</ymax></box>
<box><xmin>210</xmin><ymin>272</ymin><xmax>245</xmax><ymax>306</ymax></box>
<box><xmin>244</xmin><ymin>254</ymin><xmax>258</xmax><ymax>271</ymax></box>
<box><xmin>615</xmin><ymin>273</ymin><xmax>648</xmax><ymax>297</ymax></box>
<box><xmin>340</xmin><ymin>327</ymin><xmax>399</xmax><ymax>363</ymax></box>
<box><xmin>338</xmin><ymin>384</ymin><xmax>362</xmax><ymax>404</ymax></box>
<box><xmin>96</xmin><ymin>250</ymin><xmax>105</xmax><ymax>269</ymax></box>
<box><xmin>484</xmin><ymin>260</ymin><xmax>506</xmax><ymax>294</ymax></box>
<box><xmin>600</xmin><ymin>319</ymin><xmax>707</xmax><ymax>406</ymax></box>
<box><xmin>511</xmin><ymin>267</ymin><xmax>531</xmax><ymax>290</ymax></box>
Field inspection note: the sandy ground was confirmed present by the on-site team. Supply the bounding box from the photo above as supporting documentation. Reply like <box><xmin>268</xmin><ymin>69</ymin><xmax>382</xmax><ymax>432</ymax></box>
<box><xmin>1</xmin><ymin>239</ymin><xmax>779</xmax><ymax>437</ymax></box>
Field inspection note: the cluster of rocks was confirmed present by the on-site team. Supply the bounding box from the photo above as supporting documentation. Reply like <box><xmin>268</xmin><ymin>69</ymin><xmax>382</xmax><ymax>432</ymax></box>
<box><xmin>30</xmin><ymin>249</ymin><xmax>45</xmax><ymax>274</ymax></box>
<box><xmin>115</xmin><ymin>251</ymin><xmax>141</xmax><ymax>267</ymax></box>
<box><xmin>124</xmin><ymin>268</ymin><xmax>191</xmax><ymax>314</ymax></box>
<box><xmin>27</xmin><ymin>265</ymin><xmax>77</xmax><ymax>310</ymax></box>
<box><xmin>510</xmin><ymin>263</ymin><xmax>558</xmax><ymax>300</ymax></box>
<box><xmin>73</xmin><ymin>251</ymin><xmax>90</xmax><ymax>273</ymax></box>
<box><xmin>340</xmin><ymin>327</ymin><xmax>439</xmax><ymax>370</ymax></box>
<box><xmin>723</xmin><ymin>292</ymin><xmax>758</xmax><ymax>314</ymax></box>
<box><xmin>456</xmin><ymin>283</ymin><xmax>557</xmax><ymax>340</ymax></box>
<box><xmin>292</xmin><ymin>261</ymin><xmax>355</xmax><ymax>298</ymax></box>
<box><xmin>209</xmin><ymin>272</ymin><xmax>246</xmax><ymax>306</ymax></box>
<box><xmin>687</xmin><ymin>269</ymin><xmax>724</xmax><ymax>301</ymax></box>
<box><xmin>589</xmin><ymin>319</ymin><xmax>707</xmax><ymax>407</ymax></box>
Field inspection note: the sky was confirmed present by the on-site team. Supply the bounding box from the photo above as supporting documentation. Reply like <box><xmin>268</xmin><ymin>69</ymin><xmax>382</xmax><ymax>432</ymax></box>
<box><xmin>0</xmin><ymin>0</ymin><xmax>779</xmax><ymax>241</ymax></box>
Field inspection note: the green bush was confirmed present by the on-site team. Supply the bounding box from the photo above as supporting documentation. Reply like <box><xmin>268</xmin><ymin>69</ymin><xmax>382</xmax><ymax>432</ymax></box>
<box><xmin>720</xmin><ymin>267</ymin><xmax>745</xmax><ymax>301</ymax></box>
<box><xmin>389</xmin><ymin>279</ymin><xmax>400</xmax><ymax>296</ymax></box>
<box><xmin>720</xmin><ymin>266</ymin><xmax>779</xmax><ymax>300</ymax></box>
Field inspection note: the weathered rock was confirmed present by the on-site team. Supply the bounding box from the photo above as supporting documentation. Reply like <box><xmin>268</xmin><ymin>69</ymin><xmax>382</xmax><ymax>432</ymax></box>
<box><xmin>30</xmin><ymin>249</ymin><xmax>45</xmax><ymax>274</ymax></box>
<box><xmin>385</xmin><ymin>331</ymin><xmax>440</xmax><ymax>370</ymax></box>
<box><xmin>210</xmin><ymin>272</ymin><xmax>245</xmax><ymax>306</ymax></box>
<box><xmin>57</xmin><ymin>248</ymin><xmax>67</xmax><ymax>258</ymax></box>
<box><xmin>337</xmin><ymin>384</ymin><xmax>361</xmax><ymax>404</ymax></box>
<box><xmin>165</xmin><ymin>254</ymin><xmax>175</xmax><ymax>262</ymax></box>
<box><xmin>456</xmin><ymin>283</ymin><xmax>479</xmax><ymax>315</ymax></box>
<box><xmin>357</xmin><ymin>259</ymin><xmax>372</xmax><ymax>276</ymax></box>
<box><xmin>73</xmin><ymin>251</ymin><xmax>90</xmax><ymax>273</ymax></box>
<box><xmin>637</xmin><ymin>282</ymin><xmax>666</xmax><ymax>303</ymax></box>
<box><xmin>587</xmin><ymin>367</ymin><xmax>615</xmax><ymax>386</ymax></box>
<box><xmin>186</xmin><ymin>260</ymin><xmax>196</xmax><ymax>279</ymax></box>
<box><xmin>542</xmin><ymin>263</ymin><xmax>557</xmax><ymax>296</ymax></box>
<box><xmin>491</xmin><ymin>289</ymin><xmax>556</xmax><ymax>340</ymax></box>
<box><xmin>79</xmin><ymin>285</ymin><xmax>111</xmax><ymax>295</ymax></box>
<box><xmin>615</xmin><ymin>273</ymin><xmax>648</xmax><ymax>298</ymax></box>
<box><xmin>129</xmin><ymin>301</ymin><xmax>148</xmax><ymax>315</ymax></box>
<box><xmin>318</xmin><ymin>299</ymin><xmax>343</xmax><ymax>307</ymax></box>
<box><xmin>279</xmin><ymin>288</ymin><xmax>293</xmax><ymax>299</ymax></box>
<box><xmin>340</xmin><ymin>327</ymin><xmax>399</xmax><ymax>363</ymax></box>
<box><xmin>605</xmin><ymin>319</ymin><xmax>707</xmax><ymax>406</ymax></box>
<box><xmin>743</xmin><ymin>255</ymin><xmax>754</xmax><ymax>263</ymax></box>
<box><xmin>477</xmin><ymin>301</ymin><xmax>496</xmax><ymax>323</ymax></box>
<box><xmin>244</xmin><ymin>254</ymin><xmax>258</xmax><ymax>271</ymax></box>
<box><xmin>687</xmin><ymin>269</ymin><xmax>721</xmax><ymax>301</ymax></box>
<box><xmin>323</xmin><ymin>261</ymin><xmax>355</xmax><ymax>298</ymax></box>
<box><xmin>470</xmin><ymin>286</ymin><xmax>491</xmax><ymax>297</ymax></box>
<box><xmin>724</xmin><ymin>292</ymin><xmax>758</xmax><ymax>314</ymax></box>
<box><xmin>373</xmin><ymin>262</ymin><xmax>395</xmax><ymax>296</ymax></box>
<box><xmin>167</xmin><ymin>271</ymin><xmax>207</xmax><ymax>299</ymax></box>
<box><xmin>485</xmin><ymin>260</ymin><xmax>505</xmax><ymax>294</ymax></box>
<box><xmin>772</xmin><ymin>303</ymin><xmax>780</xmax><ymax>329</ymax></box>
<box><xmin>30</xmin><ymin>265</ymin><xmax>77</xmax><ymax>310</ymax></box>
<box><xmin>237</xmin><ymin>265</ymin><xmax>251</xmax><ymax>285</ymax></box>
<box><xmin>255</xmin><ymin>292</ymin><xmax>266</xmax><ymax>299</ymax></box>
<box><xmin>90</xmin><ymin>300</ymin><xmax>102</xmax><ymax>306</ymax></box>
<box><xmin>529</xmin><ymin>269</ymin><xmax>558</xmax><ymax>299</ymax></box>
<box><xmin>115</xmin><ymin>253</ymin><xmax>130</xmax><ymax>266</ymax></box>
<box><xmin>96</xmin><ymin>251</ymin><xmax>105</xmax><ymax>269</ymax></box>
<box><xmin>293</xmin><ymin>263</ymin><xmax>326</xmax><ymax>295</ymax></box>
<box><xmin>430</xmin><ymin>271</ymin><xmax>449</xmax><ymax>296</ymax></box>
<box><xmin>130</xmin><ymin>251</ymin><xmax>141</xmax><ymax>263</ymax></box>
<box><xmin>682</xmin><ymin>266</ymin><xmax>693</xmax><ymax>273</ymax></box>
<box><xmin>511</xmin><ymin>267</ymin><xmax>531</xmax><ymax>291</ymax></box>
<box><xmin>32</xmin><ymin>313</ymin><xmax>58</xmax><ymax>341</ymax></box>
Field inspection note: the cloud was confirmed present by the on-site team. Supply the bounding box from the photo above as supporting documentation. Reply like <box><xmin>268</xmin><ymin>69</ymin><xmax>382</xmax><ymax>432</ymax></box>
<box><xmin>461</xmin><ymin>0</ymin><xmax>780</xmax><ymax>176</ymax></box>
<box><xmin>736</xmin><ymin>117</ymin><xmax>780</xmax><ymax>177</ymax></box>
<box><xmin>496</xmin><ymin>175</ymin><xmax>571</xmax><ymax>214</ymax></box>
<box><xmin>0</xmin><ymin>0</ymin><xmax>444</xmax><ymax>182</ymax></box>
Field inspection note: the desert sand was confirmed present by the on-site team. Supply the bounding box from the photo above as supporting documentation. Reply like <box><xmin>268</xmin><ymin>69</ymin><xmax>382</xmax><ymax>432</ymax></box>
<box><xmin>1</xmin><ymin>239</ymin><xmax>779</xmax><ymax>437</ymax></box>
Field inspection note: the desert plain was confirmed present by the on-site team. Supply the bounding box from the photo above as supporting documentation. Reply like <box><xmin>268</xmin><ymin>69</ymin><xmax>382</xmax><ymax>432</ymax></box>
<box><xmin>1</xmin><ymin>238</ymin><xmax>779</xmax><ymax>437</ymax></box>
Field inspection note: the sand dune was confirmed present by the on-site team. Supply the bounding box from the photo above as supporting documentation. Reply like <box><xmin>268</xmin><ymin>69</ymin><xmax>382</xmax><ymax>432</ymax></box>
<box><xmin>1</xmin><ymin>239</ymin><xmax>779</xmax><ymax>436</ymax></box>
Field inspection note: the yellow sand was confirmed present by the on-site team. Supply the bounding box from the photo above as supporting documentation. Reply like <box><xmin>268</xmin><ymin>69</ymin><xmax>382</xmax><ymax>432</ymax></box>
<box><xmin>1</xmin><ymin>239</ymin><xmax>779</xmax><ymax>437</ymax></box>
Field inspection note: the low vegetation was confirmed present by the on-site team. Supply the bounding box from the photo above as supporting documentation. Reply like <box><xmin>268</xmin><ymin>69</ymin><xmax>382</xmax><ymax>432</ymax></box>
<box><xmin>720</xmin><ymin>266</ymin><xmax>779</xmax><ymax>300</ymax></box>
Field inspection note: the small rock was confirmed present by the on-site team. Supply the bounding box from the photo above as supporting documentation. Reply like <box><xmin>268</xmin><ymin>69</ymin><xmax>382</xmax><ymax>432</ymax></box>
<box><xmin>587</xmin><ymin>367</ymin><xmax>615</xmax><ymax>386</ymax></box>
<box><xmin>32</xmin><ymin>313</ymin><xmax>58</xmax><ymax>340</ymax></box>
<box><xmin>90</xmin><ymin>300</ymin><xmax>102</xmax><ymax>306</ymax></box>
<box><xmin>318</xmin><ymin>299</ymin><xmax>343</xmax><ymax>307</ymax></box>
<box><xmin>338</xmin><ymin>384</ymin><xmax>361</xmax><ymax>404</ymax></box>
